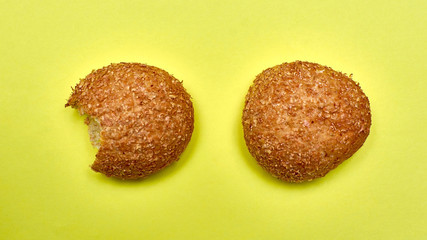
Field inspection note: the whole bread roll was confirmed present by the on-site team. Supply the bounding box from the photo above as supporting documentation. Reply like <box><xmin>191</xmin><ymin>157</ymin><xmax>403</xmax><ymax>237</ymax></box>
<box><xmin>242</xmin><ymin>61</ymin><xmax>371</xmax><ymax>182</ymax></box>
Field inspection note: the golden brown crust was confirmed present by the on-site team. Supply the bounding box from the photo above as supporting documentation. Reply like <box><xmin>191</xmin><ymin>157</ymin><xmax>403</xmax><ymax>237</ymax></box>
<box><xmin>66</xmin><ymin>62</ymin><xmax>194</xmax><ymax>179</ymax></box>
<box><xmin>242</xmin><ymin>61</ymin><xmax>371</xmax><ymax>182</ymax></box>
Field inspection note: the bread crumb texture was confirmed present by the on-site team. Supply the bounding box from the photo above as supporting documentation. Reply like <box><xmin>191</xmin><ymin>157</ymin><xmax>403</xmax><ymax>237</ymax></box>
<box><xmin>242</xmin><ymin>61</ymin><xmax>371</xmax><ymax>183</ymax></box>
<box><xmin>66</xmin><ymin>63</ymin><xmax>194</xmax><ymax>180</ymax></box>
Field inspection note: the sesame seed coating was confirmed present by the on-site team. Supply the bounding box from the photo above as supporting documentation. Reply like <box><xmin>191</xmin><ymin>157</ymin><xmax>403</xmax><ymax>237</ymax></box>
<box><xmin>242</xmin><ymin>61</ymin><xmax>371</xmax><ymax>182</ymax></box>
<box><xmin>66</xmin><ymin>62</ymin><xmax>194</xmax><ymax>180</ymax></box>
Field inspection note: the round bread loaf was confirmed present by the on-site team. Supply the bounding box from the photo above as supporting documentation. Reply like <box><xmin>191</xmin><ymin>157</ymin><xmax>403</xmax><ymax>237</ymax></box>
<box><xmin>66</xmin><ymin>62</ymin><xmax>194</xmax><ymax>180</ymax></box>
<box><xmin>242</xmin><ymin>61</ymin><xmax>371</xmax><ymax>182</ymax></box>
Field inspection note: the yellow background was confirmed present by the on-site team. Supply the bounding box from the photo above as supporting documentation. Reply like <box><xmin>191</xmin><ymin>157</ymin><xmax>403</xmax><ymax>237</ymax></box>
<box><xmin>1</xmin><ymin>0</ymin><xmax>426</xmax><ymax>239</ymax></box>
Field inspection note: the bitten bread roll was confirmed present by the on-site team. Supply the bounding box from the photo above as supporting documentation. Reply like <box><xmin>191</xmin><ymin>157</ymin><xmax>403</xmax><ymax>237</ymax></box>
<box><xmin>242</xmin><ymin>61</ymin><xmax>371</xmax><ymax>183</ymax></box>
<box><xmin>66</xmin><ymin>62</ymin><xmax>194</xmax><ymax>180</ymax></box>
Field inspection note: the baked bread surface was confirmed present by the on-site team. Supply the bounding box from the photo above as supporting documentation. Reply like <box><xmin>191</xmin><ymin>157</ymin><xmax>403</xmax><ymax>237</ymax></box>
<box><xmin>242</xmin><ymin>61</ymin><xmax>371</xmax><ymax>182</ymax></box>
<box><xmin>66</xmin><ymin>62</ymin><xmax>194</xmax><ymax>179</ymax></box>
